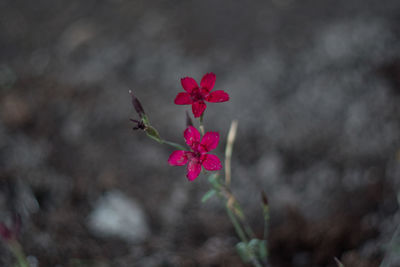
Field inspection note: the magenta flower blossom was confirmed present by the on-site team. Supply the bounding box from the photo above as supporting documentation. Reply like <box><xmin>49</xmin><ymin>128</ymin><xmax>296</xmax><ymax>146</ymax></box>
<box><xmin>168</xmin><ymin>126</ymin><xmax>222</xmax><ymax>181</ymax></box>
<box><xmin>174</xmin><ymin>73</ymin><xmax>230</xmax><ymax>118</ymax></box>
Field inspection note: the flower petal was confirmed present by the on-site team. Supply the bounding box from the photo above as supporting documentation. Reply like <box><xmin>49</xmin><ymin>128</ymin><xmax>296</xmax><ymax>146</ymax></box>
<box><xmin>187</xmin><ymin>159</ymin><xmax>202</xmax><ymax>181</ymax></box>
<box><xmin>199</xmin><ymin>131</ymin><xmax>219</xmax><ymax>152</ymax></box>
<box><xmin>192</xmin><ymin>101</ymin><xmax>207</xmax><ymax>118</ymax></box>
<box><xmin>202</xmin><ymin>154</ymin><xmax>222</xmax><ymax>171</ymax></box>
<box><xmin>168</xmin><ymin>150</ymin><xmax>188</xmax><ymax>166</ymax></box>
<box><xmin>200</xmin><ymin>73</ymin><xmax>216</xmax><ymax>92</ymax></box>
<box><xmin>206</xmin><ymin>90</ymin><xmax>230</xmax><ymax>103</ymax></box>
<box><xmin>174</xmin><ymin>92</ymin><xmax>193</xmax><ymax>105</ymax></box>
<box><xmin>184</xmin><ymin>126</ymin><xmax>201</xmax><ymax>150</ymax></box>
<box><xmin>181</xmin><ymin>77</ymin><xmax>198</xmax><ymax>93</ymax></box>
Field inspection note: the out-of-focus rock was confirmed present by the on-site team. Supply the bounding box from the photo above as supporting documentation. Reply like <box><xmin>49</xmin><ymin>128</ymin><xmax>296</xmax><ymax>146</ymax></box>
<box><xmin>4</xmin><ymin>136</ymin><xmax>51</xmax><ymax>170</ymax></box>
<box><xmin>87</xmin><ymin>190</ymin><xmax>149</xmax><ymax>243</ymax></box>
<box><xmin>0</xmin><ymin>93</ymin><xmax>31</xmax><ymax>127</ymax></box>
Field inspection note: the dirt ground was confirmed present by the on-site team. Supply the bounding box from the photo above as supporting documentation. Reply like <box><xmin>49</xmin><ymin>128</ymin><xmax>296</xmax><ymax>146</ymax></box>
<box><xmin>1</xmin><ymin>0</ymin><xmax>400</xmax><ymax>266</ymax></box>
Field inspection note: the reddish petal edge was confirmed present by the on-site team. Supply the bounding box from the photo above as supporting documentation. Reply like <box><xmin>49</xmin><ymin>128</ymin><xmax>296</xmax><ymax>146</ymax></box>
<box><xmin>187</xmin><ymin>159</ymin><xmax>202</xmax><ymax>181</ymax></box>
<box><xmin>168</xmin><ymin>150</ymin><xmax>188</xmax><ymax>166</ymax></box>
<box><xmin>181</xmin><ymin>77</ymin><xmax>198</xmax><ymax>93</ymax></box>
<box><xmin>192</xmin><ymin>101</ymin><xmax>207</xmax><ymax>118</ymax></box>
<box><xmin>200</xmin><ymin>72</ymin><xmax>216</xmax><ymax>92</ymax></box>
<box><xmin>202</xmin><ymin>154</ymin><xmax>222</xmax><ymax>171</ymax></box>
<box><xmin>199</xmin><ymin>132</ymin><xmax>219</xmax><ymax>152</ymax></box>
<box><xmin>184</xmin><ymin>126</ymin><xmax>201</xmax><ymax>150</ymax></box>
<box><xmin>174</xmin><ymin>92</ymin><xmax>193</xmax><ymax>105</ymax></box>
<box><xmin>206</xmin><ymin>90</ymin><xmax>230</xmax><ymax>103</ymax></box>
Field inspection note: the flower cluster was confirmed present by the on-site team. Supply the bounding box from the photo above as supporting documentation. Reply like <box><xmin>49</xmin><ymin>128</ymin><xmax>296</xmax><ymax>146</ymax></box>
<box><xmin>129</xmin><ymin>74</ymin><xmax>270</xmax><ymax>266</ymax></box>
<box><xmin>169</xmin><ymin>73</ymin><xmax>229</xmax><ymax>180</ymax></box>
<box><xmin>131</xmin><ymin>72</ymin><xmax>229</xmax><ymax>181</ymax></box>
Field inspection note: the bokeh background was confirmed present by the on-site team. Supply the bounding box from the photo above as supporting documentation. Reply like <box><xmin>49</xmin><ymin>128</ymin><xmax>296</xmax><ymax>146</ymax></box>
<box><xmin>1</xmin><ymin>0</ymin><xmax>400</xmax><ymax>266</ymax></box>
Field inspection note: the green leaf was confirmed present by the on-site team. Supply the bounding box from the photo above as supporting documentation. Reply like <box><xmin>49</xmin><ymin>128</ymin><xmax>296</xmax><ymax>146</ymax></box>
<box><xmin>232</xmin><ymin>202</ymin><xmax>245</xmax><ymax>219</ymax></box>
<box><xmin>141</xmin><ymin>115</ymin><xmax>150</xmax><ymax>126</ymax></box>
<box><xmin>248</xmin><ymin>239</ymin><xmax>268</xmax><ymax>261</ymax></box>
<box><xmin>145</xmin><ymin>126</ymin><xmax>162</xmax><ymax>143</ymax></box>
<box><xmin>263</xmin><ymin>205</ymin><xmax>270</xmax><ymax>222</ymax></box>
<box><xmin>248</xmin><ymin>239</ymin><xmax>260</xmax><ymax>250</ymax></box>
<box><xmin>236</xmin><ymin>242</ymin><xmax>250</xmax><ymax>263</ymax></box>
<box><xmin>334</xmin><ymin>257</ymin><xmax>345</xmax><ymax>267</ymax></box>
<box><xmin>201</xmin><ymin>189</ymin><xmax>216</xmax><ymax>203</ymax></box>
<box><xmin>259</xmin><ymin>240</ymin><xmax>268</xmax><ymax>261</ymax></box>
<box><xmin>208</xmin><ymin>173</ymin><xmax>221</xmax><ymax>188</ymax></box>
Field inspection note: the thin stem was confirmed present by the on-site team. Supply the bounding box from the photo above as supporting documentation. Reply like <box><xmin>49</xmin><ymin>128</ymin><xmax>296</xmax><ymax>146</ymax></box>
<box><xmin>199</xmin><ymin>114</ymin><xmax>205</xmax><ymax>135</ymax></box>
<box><xmin>214</xmin><ymin>177</ymin><xmax>266</xmax><ymax>267</ymax></box>
<box><xmin>9</xmin><ymin>241</ymin><xmax>29</xmax><ymax>267</ymax></box>
<box><xmin>261</xmin><ymin>191</ymin><xmax>269</xmax><ymax>241</ymax></box>
<box><xmin>223</xmin><ymin>121</ymin><xmax>255</xmax><ymax>238</ymax></box>
<box><xmin>225</xmin><ymin>120</ymin><xmax>238</xmax><ymax>187</ymax></box>
<box><xmin>241</xmin><ymin>214</ymin><xmax>256</xmax><ymax>239</ymax></box>
<box><xmin>380</xmin><ymin>221</ymin><xmax>400</xmax><ymax>267</ymax></box>
<box><xmin>226</xmin><ymin>199</ymin><xmax>266</xmax><ymax>267</ymax></box>
<box><xmin>161</xmin><ymin>140</ymin><xmax>187</xmax><ymax>150</ymax></box>
<box><xmin>250</xmin><ymin>257</ymin><xmax>264</xmax><ymax>267</ymax></box>
<box><xmin>263</xmin><ymin>212</ymin><xmax>269</xmax><ymax>241</ymax></box>
<box><xmin>226</xmin><ymin>206</ymin><xmax>248</xmax><ymax>243</ymax></box>
<box><xmin>223</xmin><ymin>187</ymin><xmax>256</xmax><ymax>239</ymax></box>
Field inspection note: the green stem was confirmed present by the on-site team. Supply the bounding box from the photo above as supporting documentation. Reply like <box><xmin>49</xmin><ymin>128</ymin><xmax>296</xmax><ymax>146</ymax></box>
<box><xmin>380</xmin><ymin>221</ymin><xmax>400</xmax><ymax>267</ymax></box>
<box><xmin>214</xmin><ymin>178</ymin><xmax>265</xmax><ymax>267</ymax></box>
<box><xmin>263</xmin><ymin>206</ymin><xmax>269</xmax><ymax>241</ymax></box>
<box><xmin>224</xmin><ymin>188</ymin><xmax>256</xmax><ymax>240</ymax></box>
<box><xmin>236</xmin><ymin>204</ymin><xmax>256</xmax><ymax>239</ymax></box>
<box><xmin>199</xmin><ymin>114</ymin><xmax>205</xmax><ymax>135</ymax></box>
<box><xmin>227</xmin><ymin>204</ymin><xmax>265</xmax><ymax>267</ymax></box>
<box><xmin>226</xmin><ymin>206</ymin><xmax>248</xmax><ymax>243</ymax></box>
<box><xmin>9</xmin><ymin>241</ymin><xmax>29</xmax><ymax>267</ymax></box>
<box><xmin>250</xmin><ymin>257</ymin><xmax>264</xmax><ymax>267</ymax></box>
<box><xmin>161</xmin><ymin>140</ymin><xmax>187</xmax><ymax>150</ymax></box>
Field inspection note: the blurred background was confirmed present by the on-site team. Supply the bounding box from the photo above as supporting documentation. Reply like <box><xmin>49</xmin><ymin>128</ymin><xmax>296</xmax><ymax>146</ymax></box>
<box><xmin>1</xmin><ymin>0</ymin><xmax>400</xmax><ymax>266</ymax></box>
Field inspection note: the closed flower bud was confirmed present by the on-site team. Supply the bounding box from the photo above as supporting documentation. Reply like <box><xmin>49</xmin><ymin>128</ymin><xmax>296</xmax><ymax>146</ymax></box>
<box><xmin>186</xmin><ymin>111</ymin><xmax>194</xmax><ymax>127</ymax></box>
<box><xmin>129</xmin><ymin>90</ymin><xmax>145</xmax><ymax>118</ymax></box>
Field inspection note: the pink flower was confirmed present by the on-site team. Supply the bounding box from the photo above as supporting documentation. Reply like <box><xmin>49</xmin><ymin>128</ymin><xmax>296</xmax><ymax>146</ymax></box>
<box><xmin>0</xmin><ymin>214</ymin><xmax>20</xmax><ymax>242</ymax></box>
<box><xmin>174</xmin><ymin>73</ymin><xmax>230</xmax><ymax>118</ymax></box>
<box><xmin>168</xmin><ymin>126</ymin><xmax>222</xmax><ymax>181</ymax></box>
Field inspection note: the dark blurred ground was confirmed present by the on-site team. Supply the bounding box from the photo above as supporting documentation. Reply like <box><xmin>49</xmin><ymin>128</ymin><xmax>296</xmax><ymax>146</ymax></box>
<box><xmin>1</xmin><ymin>0</ymin><xmax>400</xmax><ymax>266</ymax></box>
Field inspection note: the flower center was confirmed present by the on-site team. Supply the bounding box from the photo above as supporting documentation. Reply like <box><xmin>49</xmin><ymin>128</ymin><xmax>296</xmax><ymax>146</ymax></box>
<box><xmin>187</xmin><ymin>150</ymin><xmax>201</xmax><ymax>160</ymax></box>
<box><xmin>190</xmin><ymin>89</ymin><xmax>204</xmax><ymax>102</ymax></box>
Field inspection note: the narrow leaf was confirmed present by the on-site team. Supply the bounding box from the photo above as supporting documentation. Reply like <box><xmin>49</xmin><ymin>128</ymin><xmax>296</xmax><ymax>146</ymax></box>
<box><xmin>248</xmin><ymin>239</ymin><xmax>260</xmax><ymax>250</ymax></box>
<box><xmin>334</xmin><ymin>257</ymin><xmax>345</xmax><ymax>267</ymax></box>
<box><xmin>208</xmin><ymin>173</ymin><xmax>221</xmax><ymax>188</ymax></box>
<box><xmin>129</xmin><ymin>90</ymin><xmax>145</xmax><ymax>117</ymax></box>
<box><xmin>145</xmin><ymin>126</ymin><xmax>162</xmax><ymax>143</ymax></box>
<box><xmin>201</xmin><ymin>189</ymin><xmax>216</xmax><ymax>203</ymax></box>
<box><xmin>259</xmin><ymin>240</ymin><xmax>268</xmax><ymax>261</ymax></box>
<box><xmin>236</xmin><ymin>242</ymin><xmax>250</xmax><ymax>263</ymax></box>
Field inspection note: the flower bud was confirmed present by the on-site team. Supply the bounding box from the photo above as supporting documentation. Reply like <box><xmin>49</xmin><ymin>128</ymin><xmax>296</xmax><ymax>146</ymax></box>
<box><xmin>186</xmin><ymin>111</ymin><xmax>194</xmax><ymax>127</ymax></box>
<box><xmin>130</xmin><ymin>119</ymin><xmax>145</xmax><ymax>130</ymax></box>
<box><xmin>145</xmin><ymin>126</ymin><xmax>162</xmax><ymax>143</ymax></box>
<box><xmin>129</xmin><ymin>90</ymin><xmax>145</xmax><ymax>118</ymax></box>
<box><xmin>261</xmin><ymin>190</ymin><xmax>268</xmax><ymax>206</ymax></box>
